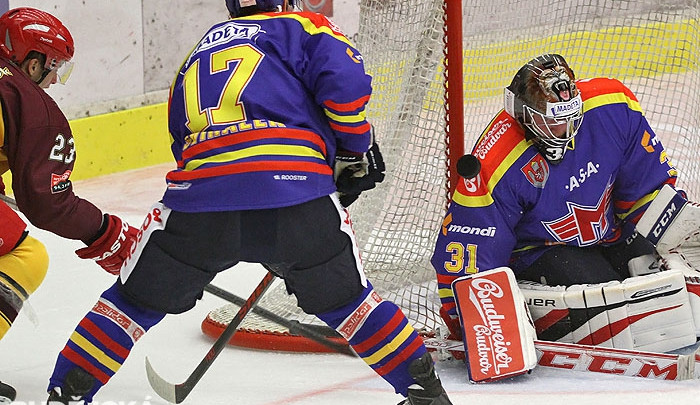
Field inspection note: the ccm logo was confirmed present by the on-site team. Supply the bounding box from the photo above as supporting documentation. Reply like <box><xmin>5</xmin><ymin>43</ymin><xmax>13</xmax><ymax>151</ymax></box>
<box><xmin>538</xmin><ymin>349</ymin><xmax>679</xmax><ymax>380</ymax></box>
<box><xmin>652</xmin><ymin>202</ymin><xmax>678</xmax><ymax>239</ymax></box>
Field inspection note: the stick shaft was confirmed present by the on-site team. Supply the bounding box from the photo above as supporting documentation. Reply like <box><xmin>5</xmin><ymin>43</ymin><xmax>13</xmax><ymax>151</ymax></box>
<box><xmin>146</xmin><ymin>271</ymin><xmax>276</xmax><ymax>403</ymax></box>
<box><xmin>203</xmin><ymin>283</ymin><xmax>354</xmax><ymax>356</ymax></box>
<box><xmin>0</xmin><ymin>194</ymin><xmax>17</xmax><ymax>210</ymax></box>
<box><xmin>423</xmin><ymin>336</ymin><xmax>700</xmax><ymax>381</ymax></box>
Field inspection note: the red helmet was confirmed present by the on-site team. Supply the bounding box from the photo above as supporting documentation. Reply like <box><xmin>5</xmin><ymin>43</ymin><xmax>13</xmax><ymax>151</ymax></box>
<box><xmin>0</xmin><ymin>8</ymin><xmax>74</xmax><ymax>71</ymax></box>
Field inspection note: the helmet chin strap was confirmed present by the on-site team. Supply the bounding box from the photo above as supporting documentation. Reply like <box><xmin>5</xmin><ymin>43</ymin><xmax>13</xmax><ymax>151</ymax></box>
<box><xmin>37</xmin><ymin>66</ymin><xmax>51</xmax><ymax>84</ymax></box>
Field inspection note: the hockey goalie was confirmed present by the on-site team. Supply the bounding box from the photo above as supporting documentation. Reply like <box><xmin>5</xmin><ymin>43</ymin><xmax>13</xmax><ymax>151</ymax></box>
<box><xmin>430</xmin><ymin>53</ymin><xmax>700</xmax><ymax>382</ymax></box>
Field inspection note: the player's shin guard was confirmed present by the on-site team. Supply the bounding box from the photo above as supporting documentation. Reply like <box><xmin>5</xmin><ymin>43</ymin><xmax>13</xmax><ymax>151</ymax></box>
<box><xmin>315</xmin><ymin>282</ymin><xmax>429</xmax><ymax>397</ymax></box>
<box><xmin>0</xmin><ymin>235</ymin><xmax>48</xmax><ymax>340</ymax></box>
<box><xmin>48</xmin><ymin>282</ymin><xmax>166</xmax><ymax>403</ymax></box>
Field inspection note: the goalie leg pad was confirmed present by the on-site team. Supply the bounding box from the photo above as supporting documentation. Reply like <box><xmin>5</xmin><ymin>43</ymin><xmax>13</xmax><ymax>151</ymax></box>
<box><xmin>520</xmin><ymin>271</ymin><xmax>696</xmax><ymax>353</ymax></box>
<box><xmin>620</xmin><ymin>270</ymin><xmax>696</xmax><ymax>352</ymax></box>
<box><xmin>684</xmin><ymin>274</ymin><xmax>700</xmax><ymax>335</ymax></box>
<box><xmin>628</xmin><ymin>253</ymin><xmax>662</xmax><ymax>277</ymax></box>
<box><xmin>452</xmin><ymin>267</ymin><xmax>537</xmax><ymax>383</ymax></box>
<box><xmin>658</xmin><ymin>258</ymin><xmax>700</xmax><ymax>336</ymax></box>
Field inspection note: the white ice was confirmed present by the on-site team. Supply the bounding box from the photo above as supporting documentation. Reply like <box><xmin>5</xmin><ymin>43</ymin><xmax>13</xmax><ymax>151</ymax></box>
<box><xmin>2</xmin><ymin>164</ymin><xmax>700</xmax><ymax>405</ymax></box>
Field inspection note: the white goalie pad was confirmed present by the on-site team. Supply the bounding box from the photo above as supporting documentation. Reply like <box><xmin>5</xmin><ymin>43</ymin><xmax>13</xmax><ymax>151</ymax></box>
<box><xmin>520</xmin><ymin>270</ymin><xmax>697</xmax><ymax>353</ymax></box>
<box><xmin>452</xmin><ymin>267</ymin><xmax>537</xmax><ymax>383</ymax></box>
<box><xmin>685</xmin><ymin>274</ymin><xmax>700</xmax><ymax>336</ymax></box>
<box><xmin>628</xmin><ymin>253</ymin><xmax>661</xmax><ymax>277</ymax></box>
<box><xmin>659</xmin><ymin>255</ymin><xmax>700</xmax><ymax>336</ymax></box>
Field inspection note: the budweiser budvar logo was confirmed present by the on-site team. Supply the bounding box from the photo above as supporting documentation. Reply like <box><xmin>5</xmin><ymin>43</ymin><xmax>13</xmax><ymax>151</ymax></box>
<box><xmin>468</xmin><ymin>278</ymin><xmax>514</xmax><ymax>376</ymax></box>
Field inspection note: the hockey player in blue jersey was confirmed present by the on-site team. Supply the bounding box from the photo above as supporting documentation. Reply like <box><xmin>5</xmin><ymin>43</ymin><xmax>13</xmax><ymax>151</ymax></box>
<box><xmin>46</xmin><ymin>1</ymin><xmax>452</xmax><ymax>404</ymax></box>
<box><xmin>432</xmin><ymin>54</ymin><xmax>695</xmax><ymax>352</ymax></box>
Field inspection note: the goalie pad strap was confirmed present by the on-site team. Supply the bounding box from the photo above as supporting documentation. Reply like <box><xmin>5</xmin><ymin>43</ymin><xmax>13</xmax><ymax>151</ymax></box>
<box><xmin>452</xmin><ymin>267</ymin><xmax>537</xmax><ymax>382</ymax></box>
<box><xmin>520</xmin><ymin>270</ymin><xmax>696</xmax><ymax>353</ymax></box>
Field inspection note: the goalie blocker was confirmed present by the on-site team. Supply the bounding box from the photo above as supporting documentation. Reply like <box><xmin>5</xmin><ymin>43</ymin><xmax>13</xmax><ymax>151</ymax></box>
<box><xmin>451</xmin><ymin>267</ymin><xmax>538</xmax><ymax>383</ymax></box>
<box><xmin>636</xmin><ymin>183</ymin><xmax>700</xmax><ymax>335</ymax></box>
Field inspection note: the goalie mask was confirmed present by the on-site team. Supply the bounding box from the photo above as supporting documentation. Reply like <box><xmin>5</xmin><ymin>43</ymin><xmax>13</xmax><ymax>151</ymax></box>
<box><xmin>504</xmin><ymin>54</ymin><xmax>583</xmax><ymax>163</ymax></box>
<box><xmin>226</xmin><ymin>0</ymin><xmax>297</xmax><ymax>17</ymax></box>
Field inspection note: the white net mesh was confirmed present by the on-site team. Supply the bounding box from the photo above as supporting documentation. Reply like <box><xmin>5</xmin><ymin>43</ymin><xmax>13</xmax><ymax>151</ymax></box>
<box><xmin>207</xmin><ymin>0</ymin><xmax>700</xmax><ymax>344</ymax></box>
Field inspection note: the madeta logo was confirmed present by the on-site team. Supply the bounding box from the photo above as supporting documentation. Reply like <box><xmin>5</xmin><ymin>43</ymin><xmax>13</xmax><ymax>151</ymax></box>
<box><xmin>542</xmin><ymin>184</ymin><xmax>612</xmax><ymax>246</ymax></box>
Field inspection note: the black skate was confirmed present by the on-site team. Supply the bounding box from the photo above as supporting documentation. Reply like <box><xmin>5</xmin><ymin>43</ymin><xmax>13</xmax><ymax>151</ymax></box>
<box><xmin>0</xmin><ymin>380</ymin><xmax>16</xmax><ymax>404</ymax></box>
<box><xmin>398</xmin><ymin>353</ymin><xmax>453</xmax><ymax>405</ymax></box>
<box><xmin>47</xmin><ymin>368</ymin><xmax>96</xmax><ymax>404</ymax></box>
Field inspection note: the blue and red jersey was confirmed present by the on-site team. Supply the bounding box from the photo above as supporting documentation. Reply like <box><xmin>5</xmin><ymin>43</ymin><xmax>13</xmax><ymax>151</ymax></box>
<box><xmin>432</xmin><ymin>77</ymin><xmax>677</xmax><ymax>316</ymax></box>
<box><xmin>163</xmin><ymin>12</ymin><xmax>372</xmax><ymax>211</ymax></box>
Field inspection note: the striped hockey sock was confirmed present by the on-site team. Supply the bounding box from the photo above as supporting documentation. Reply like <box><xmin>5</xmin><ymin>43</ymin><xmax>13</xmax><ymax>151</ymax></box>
<box><xmin>316</xmin><ymin>282</ymin><xmax>427</xmax><ymax>396</ymax></box>
<box><xmin>48</xmin><ymin>282</ymin><xmax>166</xmax><ymax>402</ymax></box>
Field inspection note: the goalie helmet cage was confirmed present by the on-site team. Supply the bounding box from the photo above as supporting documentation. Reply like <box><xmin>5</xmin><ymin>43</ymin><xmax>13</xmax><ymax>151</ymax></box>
<box><xmin>202</xmin><ymin>0</ymin><xmax>700</xmax><ymax>352</ymax></box>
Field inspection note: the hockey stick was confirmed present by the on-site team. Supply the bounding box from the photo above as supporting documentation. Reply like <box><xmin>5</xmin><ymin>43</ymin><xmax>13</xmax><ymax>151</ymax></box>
<box><xmin>0</xmin><ymin>194</ymin><xmax>17</xmax><ymax>210</ymax></box>
<box><xmin>145</xmin><ymin>271</ymin><xmax>276</xmax><ymax>403</ymax></box>
<box><xmin>422</xmin><ymin>336</ymin><xmax>700</xmax><ymax>381</ymax></box>
<box><xmin>203</xmin><ymin>283</ymin><xmax>355</xmax><ymax>356</ymax></box>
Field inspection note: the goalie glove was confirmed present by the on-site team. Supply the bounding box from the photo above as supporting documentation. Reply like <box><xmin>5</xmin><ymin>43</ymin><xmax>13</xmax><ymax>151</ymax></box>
<box><xmin>75</xmin><ymin>214</ymin><xmax>138</xmax><ymax>275</ymax></box>
<box><xmin>334</xmin><ymin>140</ymin><xmax>386</xmax><ymax>207</ymax></box>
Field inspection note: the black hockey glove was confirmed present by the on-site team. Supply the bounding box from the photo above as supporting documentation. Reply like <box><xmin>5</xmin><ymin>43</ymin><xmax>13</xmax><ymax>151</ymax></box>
<box><xmin>334</xmin><ymin>141</ymin><xmax>386</xmax><ymax>207</ymax></box>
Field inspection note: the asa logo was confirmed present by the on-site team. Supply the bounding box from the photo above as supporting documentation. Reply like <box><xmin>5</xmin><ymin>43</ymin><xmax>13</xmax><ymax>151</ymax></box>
<box><xmin>567</xmin><ymin>161</ymin><xmax>600</xmax><ymax>191</ymax></box>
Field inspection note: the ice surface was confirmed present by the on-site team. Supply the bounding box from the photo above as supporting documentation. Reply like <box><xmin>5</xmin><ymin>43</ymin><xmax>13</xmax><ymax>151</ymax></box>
<box><xmin>1</xmin><ymin>164</ymin><xmax>700</xmax><ymax>404</ymax></box>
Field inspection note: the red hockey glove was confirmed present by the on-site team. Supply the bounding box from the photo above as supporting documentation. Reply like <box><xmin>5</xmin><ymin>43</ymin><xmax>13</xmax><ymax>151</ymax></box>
<box><xmin>75</xmin><ymin>214</ymin><xmax>138</xmax><ymax>275</ymax></box>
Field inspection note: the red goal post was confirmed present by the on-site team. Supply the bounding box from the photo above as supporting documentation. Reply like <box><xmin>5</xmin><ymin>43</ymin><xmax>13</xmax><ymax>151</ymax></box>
<box><xmin>202</xmin><ymin>0</ymin><xmax>700</xmax><ymax>353</ymax></box>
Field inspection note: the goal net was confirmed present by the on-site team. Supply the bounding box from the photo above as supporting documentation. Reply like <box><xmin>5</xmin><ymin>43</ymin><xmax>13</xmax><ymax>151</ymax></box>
<box><xmin>202</xmin><ymin>0</ymin><xmax>700</xmax><ymax>352</ymax></box>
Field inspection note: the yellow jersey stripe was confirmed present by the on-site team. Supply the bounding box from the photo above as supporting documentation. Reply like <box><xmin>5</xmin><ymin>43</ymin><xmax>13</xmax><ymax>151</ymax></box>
<box><xmin>183</xmin><ymin>144</ymin><xmax>326</xmax><ymax>171</ymax></box>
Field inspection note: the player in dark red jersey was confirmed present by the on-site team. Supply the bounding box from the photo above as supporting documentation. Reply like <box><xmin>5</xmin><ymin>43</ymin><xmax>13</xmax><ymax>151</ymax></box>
<box><xmin>432</xmin><ymin>54</ymin><xmax>698</xmax><ymax>354</ymax></box>
<box><xmin>46</xmin><ymin>2</ymin><xmax>452</xmax><ymax>404</ymax></box>
<box><xmin>0</xmin><ymin>8</ymin><xmax>137</xmax><ymax>402</ymax></box>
